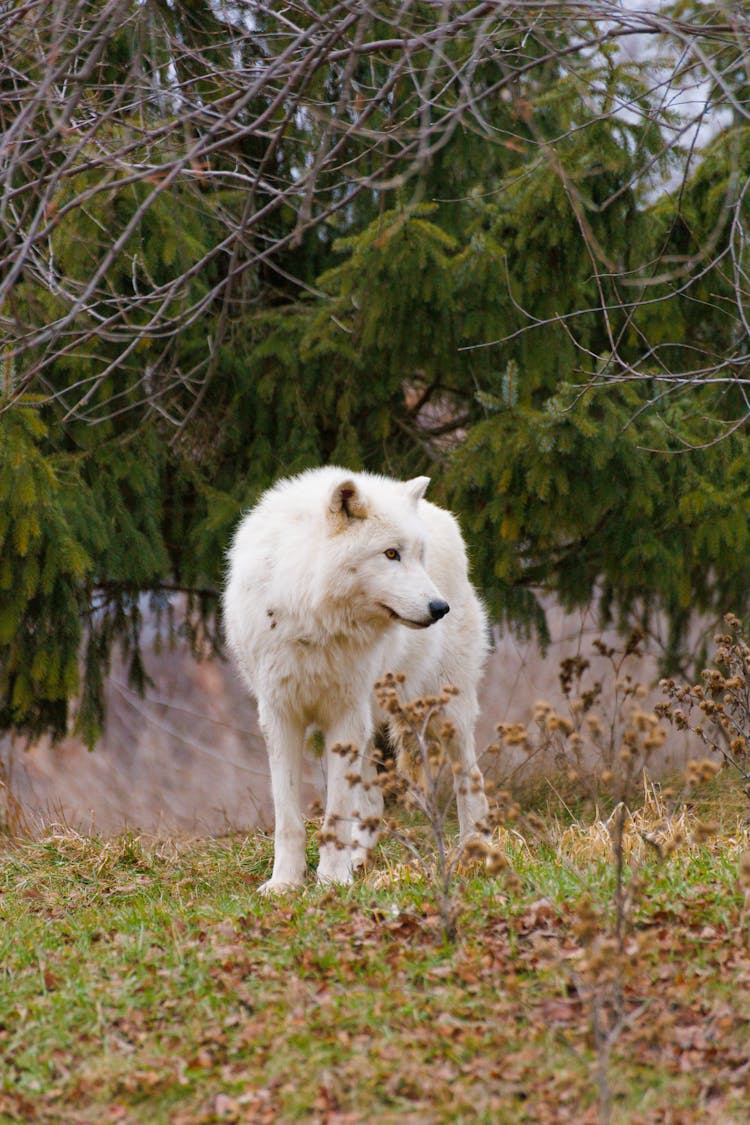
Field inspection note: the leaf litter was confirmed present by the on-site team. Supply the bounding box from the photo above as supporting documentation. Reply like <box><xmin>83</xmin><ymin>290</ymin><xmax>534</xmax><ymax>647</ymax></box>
<box><xmin>0</xmin><ymin>783</ymin><xmax>749</xmax><ymax>1123</ymax></box>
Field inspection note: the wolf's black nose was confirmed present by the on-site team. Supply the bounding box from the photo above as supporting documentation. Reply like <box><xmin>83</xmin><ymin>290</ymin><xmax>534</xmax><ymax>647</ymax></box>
<box><xmin>429</xmin><ymin>599</ymin><xmax>450</xmax><ymax>622</ymax></box>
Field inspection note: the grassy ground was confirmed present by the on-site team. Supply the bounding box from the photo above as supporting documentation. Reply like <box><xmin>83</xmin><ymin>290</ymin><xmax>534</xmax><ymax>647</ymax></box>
<box><xmin>1</xmin><ymin>777</ymin><xmax>749</xmax><ymax>1125</ymax></box>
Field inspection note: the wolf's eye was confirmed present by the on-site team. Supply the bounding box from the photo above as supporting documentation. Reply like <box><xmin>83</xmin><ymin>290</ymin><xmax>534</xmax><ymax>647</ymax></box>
<box><xmin>384</xmin><ymin>548</ymin><xmax>400</xmax><ymax>561</ymax></box>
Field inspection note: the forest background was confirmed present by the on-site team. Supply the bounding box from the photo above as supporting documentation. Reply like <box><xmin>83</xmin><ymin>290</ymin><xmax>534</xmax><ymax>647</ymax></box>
<box><xmin>1</xmin><ymin>0</ymin><xmax>750</xmax><ymax>750</ymax></box>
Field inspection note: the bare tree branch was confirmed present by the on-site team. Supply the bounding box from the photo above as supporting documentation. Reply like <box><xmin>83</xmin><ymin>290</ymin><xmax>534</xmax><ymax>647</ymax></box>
<box><xmin>1</xmin><ymin>0</ymin><xmax>748</xmax><ymax>431</ymax></box>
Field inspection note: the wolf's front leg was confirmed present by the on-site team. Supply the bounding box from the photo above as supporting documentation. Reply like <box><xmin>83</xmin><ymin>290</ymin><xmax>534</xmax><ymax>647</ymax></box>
<box><xmin>456</xmin><ymin>762</ymin><xmax>490</xmax><ymax>841</ymax></box>
<box><xmin>317</xmin><ymin>715</ymin><xmax>372</xmax><ymax>885</ymax></box>
<box><xmin>259</xmin><ymin>710</ymin><xmax>307</xmax><ymax>893</ymax></box>
<box><xmin>351</xmin><ymin>743</ymin><xmax>384</xmax><ymax>870</ymax></box>
<box><xmin>450</xmin><ymin>705</ymin><xmax>490</xmax><ymax>841</ymax></box>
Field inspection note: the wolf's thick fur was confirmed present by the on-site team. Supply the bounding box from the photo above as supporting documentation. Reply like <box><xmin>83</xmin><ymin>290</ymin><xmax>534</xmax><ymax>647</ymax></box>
<box><xmin>223</xmin><ymin>467</ymin><xmax>489</xmax><ymax>892</ymax></box>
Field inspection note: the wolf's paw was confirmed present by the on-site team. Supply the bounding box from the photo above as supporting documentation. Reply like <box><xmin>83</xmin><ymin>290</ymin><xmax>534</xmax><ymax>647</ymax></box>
<box><xmin>257</xmin><ymin>877</ymin><xmax>304</xmax><ymax>895</ymax></box>
<box><xmin>351</xmin><ymin>825</ymin><xmax>380</xmax><ymax>871</ymax></box>
<box><xmin>316</xmin><ymin>862</ymin><xmax>354</xmax><ymax>887</ymax></box>
<box><xmin>459</xmin><ymin>819</ymin><xmax>492</xmax><ymax>842</ymax></box>
<box><xmin>458</xmin><ymin>830</ymin><xmax>492</xmax><ymax>860</ymax></box>
<box><xmin>457</xmin><ymin>792</ymin><xmax>491</xmax><ymax>842</ymax></box>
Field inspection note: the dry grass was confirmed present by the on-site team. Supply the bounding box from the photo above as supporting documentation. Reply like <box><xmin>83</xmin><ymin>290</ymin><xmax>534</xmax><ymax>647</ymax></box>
<box><xmin>0</xmin><ymin>759</ymin><xmax>30</xmax><ymax>839</ymax></box>
<box><xmin>555</xmin><ymin>775</ymin><xmax>748</xmax><ymax>865</ymax></box>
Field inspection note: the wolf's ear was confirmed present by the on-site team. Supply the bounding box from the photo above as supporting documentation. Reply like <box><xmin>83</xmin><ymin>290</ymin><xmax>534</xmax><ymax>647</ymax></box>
<box><xmin>328</xmin><ymin>478</ymin><xmax>368</xmax><ymax>526</ymax></box>
<box><xmin>404</xmin><ymin>476</ymin><xmax>430</xmax><ymax>506</ymax></box>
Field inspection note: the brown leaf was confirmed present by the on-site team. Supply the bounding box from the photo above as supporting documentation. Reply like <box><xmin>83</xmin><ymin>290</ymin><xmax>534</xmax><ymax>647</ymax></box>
<box><xmin>42</xmin><ymin>968</ymin><xmax>60</xmax><ymax>990</ymax></box>
<box><xmin>538</xmin><ymin>997</ymin><xmax>583</xmax><ymax>1026</ymax></box>
<box><xmin>212</xmin><ymin>1093</ymin><xmax>240</xmax><ymax>1117</ymax></box>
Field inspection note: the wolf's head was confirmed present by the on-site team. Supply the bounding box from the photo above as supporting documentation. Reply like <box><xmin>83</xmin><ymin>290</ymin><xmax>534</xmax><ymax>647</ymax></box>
<box><xmin>324</xmin><ymin>473</ymin><xmax>449</xmax><ymax>630</ymax></box>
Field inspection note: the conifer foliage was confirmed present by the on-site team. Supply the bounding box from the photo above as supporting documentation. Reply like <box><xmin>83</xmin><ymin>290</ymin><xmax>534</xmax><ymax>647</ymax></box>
<box><xmin>1</xmin><ymin>2</ymin><xmax>749</xmax><ymax>739</ymax></box>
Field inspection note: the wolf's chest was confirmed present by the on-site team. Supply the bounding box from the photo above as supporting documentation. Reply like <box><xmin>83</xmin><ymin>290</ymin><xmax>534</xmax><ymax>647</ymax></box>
<box><xmin>257</xmin><ymin>624</ymin><xmax>385</xmax><ymax>718</ymax></box>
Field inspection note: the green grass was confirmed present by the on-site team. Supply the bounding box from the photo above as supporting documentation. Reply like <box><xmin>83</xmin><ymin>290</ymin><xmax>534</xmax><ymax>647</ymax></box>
<box><xmin>1</xmin><ymin>783</ymin><xmax>750</xmax><ymax>1125</ymax></box>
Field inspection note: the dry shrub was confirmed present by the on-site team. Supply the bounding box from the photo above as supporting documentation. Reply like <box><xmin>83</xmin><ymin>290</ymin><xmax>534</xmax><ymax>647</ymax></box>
<box><xmin>659</xmin><ymin>612</ymin><xmax>750</xmax><ymax>802</ymax></box>
<box><xmin>486</xmin><ymin>629</ymin><xmax>668</xmax><ymax>807</ymax></box>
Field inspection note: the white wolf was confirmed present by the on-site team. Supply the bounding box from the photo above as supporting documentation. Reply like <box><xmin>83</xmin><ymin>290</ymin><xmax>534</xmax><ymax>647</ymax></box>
<box><xmin>223</xmin><ymin>466</ymin><xmax>489</xmax><ymax>892</ymax></box>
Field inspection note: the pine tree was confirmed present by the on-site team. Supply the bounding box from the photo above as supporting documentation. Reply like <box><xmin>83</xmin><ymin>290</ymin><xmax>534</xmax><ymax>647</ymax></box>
<box><xmin>2</xmin><ymin>1</ymin><xmax>749</xmax><ymax>740</ymax></box>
